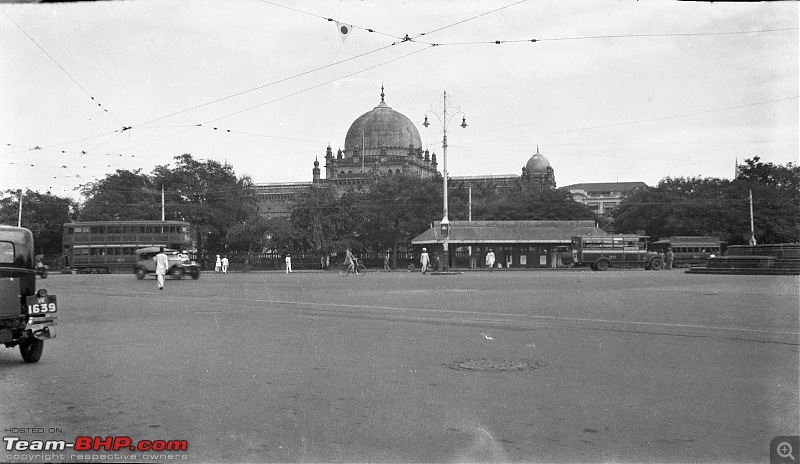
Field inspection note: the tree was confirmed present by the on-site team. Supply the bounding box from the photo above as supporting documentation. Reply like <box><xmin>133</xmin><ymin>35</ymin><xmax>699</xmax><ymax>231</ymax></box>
<box><xmin>225</xmin><ymin>213</ymin><xmax>270</xmax><ymax>271</ymax></box>
<box><xmin>355</xmin><ymin>175</ymin><xmax>442</xmax><ymax>266</ymax></box>
<box><xmin>733</xmin><ymin>156</ymin><xmax>800</xmax><ymax>244</ymax></box>
<box><xmin>79</xmin><ymin>169</ymin><xmax>159</xmax><ymax>220</ymax></box>
<box><xmin>473</xmin><ymin>183</ymin><xmax>597</xmax><ymax>221</ymax></box>
<box><xmin>613</xmin><ymin>158</ymin><xmax>800</xmax><ymax>244</ymax></box>
<box><xmin>151</xmin><ymin>154</ymin><xmax>257</xmax><ymax>257</ymax></box>
<box><xmin>613</xmin><ymin>177</ymin><xmax>735</xmax><ymax>240</ymax></box>
<box><xmin>0</xmin><ymin>189</ymin><xmax>76</xmax><ymax>256</ymax></box>
<box><xmin>290</xmin><ymin>186</ymin><xmax>355</xmax><ymax>253</ymax></box>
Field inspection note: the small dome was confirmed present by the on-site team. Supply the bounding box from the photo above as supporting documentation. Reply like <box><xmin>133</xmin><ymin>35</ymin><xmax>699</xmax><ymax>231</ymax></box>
<box><xmin>525</xmin><ymin>147</ymin><xmax>551</xmax><ymax>173</ymax></box>
<box><xmin>344</xmin><ymin>88</ymin><xmax>422</xmax><ymax>152</ymax></box>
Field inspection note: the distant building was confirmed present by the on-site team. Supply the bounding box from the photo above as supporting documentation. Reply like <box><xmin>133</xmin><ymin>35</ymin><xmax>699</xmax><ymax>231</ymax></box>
<box><xmin>562</xmin><ymin>182</ymin><xmax>648</xmax><ymax>215</ymax></box>
<box><xmin>254</xmin><ymin>87</ymin><xmax>558</xmax><ymax>218</ymax></box>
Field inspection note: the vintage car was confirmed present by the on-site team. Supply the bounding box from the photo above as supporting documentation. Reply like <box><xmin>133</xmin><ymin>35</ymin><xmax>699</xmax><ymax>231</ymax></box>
<box><xmin>134</xmin><ymin>247</ymin><xmax>200</xmax><ymax>280</ymax></box>
<box><xmin>0</xmin><ymin>226</ymin><xmax>57</xmax><ymax>363</ymax></box>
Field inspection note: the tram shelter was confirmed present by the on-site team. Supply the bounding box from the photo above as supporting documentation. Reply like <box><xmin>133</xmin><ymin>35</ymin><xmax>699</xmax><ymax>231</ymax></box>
<box><xmin>411</xmin><ymin>220</ymin><xmax>606</xmax><ymax>269</ymax></box>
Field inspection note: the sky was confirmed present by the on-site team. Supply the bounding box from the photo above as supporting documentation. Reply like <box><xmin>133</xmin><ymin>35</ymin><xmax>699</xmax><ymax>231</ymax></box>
<box><xmin>1</xmin><ymin>0</ymin><xmax>797</xmax><ymax>202</ymax></box>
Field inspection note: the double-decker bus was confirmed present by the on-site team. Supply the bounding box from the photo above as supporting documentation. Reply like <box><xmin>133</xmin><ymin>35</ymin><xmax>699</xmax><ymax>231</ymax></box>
<box><xmin>649</xmin><ymin>236</ymin><xmax>727</xmax><ymax>267</ymax></box>
<box><xmin>571</xmin><ymin>234</ymin><xmax>663</xmax><ymax>271</ymax></box>
<box><xmin>62</xmin><ymin>220</ymin><xmax>195</xmax><ymax>274</ymax></box>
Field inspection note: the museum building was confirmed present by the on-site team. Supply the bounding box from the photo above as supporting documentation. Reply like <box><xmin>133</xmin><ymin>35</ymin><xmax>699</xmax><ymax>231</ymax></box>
<box><xmin>253</xmin><ymin>87</ymin><xmax>558</xmax><ymax>218</ymax></box>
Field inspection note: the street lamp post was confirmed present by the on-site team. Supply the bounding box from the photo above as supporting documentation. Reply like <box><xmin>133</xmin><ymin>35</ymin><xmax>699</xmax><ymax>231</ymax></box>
<box><xmin>423</xmin><ymin>91</ymin><xmax>467</xmax><ymax>272</ymax></box>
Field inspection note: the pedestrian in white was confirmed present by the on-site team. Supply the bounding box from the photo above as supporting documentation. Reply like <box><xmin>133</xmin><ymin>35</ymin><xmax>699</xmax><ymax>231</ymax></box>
<box><xmin>221</xmin><ymin>256</ymin><xmax>229</xmax><ymax>274</ymax></box>
<box><xmin>485</xmin><ymin>248</ymin><xmax>496</xmax><ymax>272</ymax></box>
<box><xmin>285</xmin><ymin>254</ymin><xmax>292</xmax><ymax>273</ymax></box>
<box><xmin>215</xmin><ymin>255</ymin><xmax>222</xmax><ymax>273</ymax></box>
<box><xmin>154</xmin><ymin>247</ymin><xmax>169</xmax><ymax>290</ymax></box>
<box><xmin>420</xmin><ymin>248</ymin><xmax>430</xmax><ymax>274</ymax></box>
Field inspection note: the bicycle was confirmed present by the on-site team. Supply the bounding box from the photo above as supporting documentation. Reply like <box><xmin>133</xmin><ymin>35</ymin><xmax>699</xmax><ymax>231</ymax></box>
<box><xmin>339</xmin><ymin>258</ymin><xmax>367</xmax><ymax>276</ymax></box>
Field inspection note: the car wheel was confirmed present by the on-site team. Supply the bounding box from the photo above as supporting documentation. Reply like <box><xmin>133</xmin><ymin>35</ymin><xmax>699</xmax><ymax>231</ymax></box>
<box><xmin>171</xmin><ymin>267</ymin><xmax>184</xmax><ymax>280</ymax></box>
<box><xmin>650</xmin><ymin>257</ymin><xmax>663</xmax><ymax>270</ymax></box>
<box><xmin>135</xmin><ymin>267</ymin><xmax>146</xmax><ymax>280</ymax></box>
<box><xmin>19</xmin><ymin>338</ymin><xmax>44</xmax><ymax>363</ymax></box>
<box><xmin>191</xmin><ymin>268</ymin><xmax>200</xmax><ymax>280</ymax></box>
<box><xmin>595</xmin><ymin>259</ymin><xmax>610</xmax><ymax>271</ymax></box>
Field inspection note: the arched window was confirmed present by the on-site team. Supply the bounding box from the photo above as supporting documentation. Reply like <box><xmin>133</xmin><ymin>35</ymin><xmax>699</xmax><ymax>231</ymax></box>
<box><xmin>395</xmin><ymin>169</ymin><xmax>401</xmax><ymax>175</ymax></box>
<box><xmin>387</xmin><ymin>170</ymin><xmax>393</xmax><ymax>176</ymax></box>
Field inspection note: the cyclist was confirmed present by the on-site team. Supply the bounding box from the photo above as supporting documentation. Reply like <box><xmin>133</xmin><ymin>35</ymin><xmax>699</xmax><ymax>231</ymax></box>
<box><xmin>344</xmin><ymin>247</ymin><xmax>357</xmax><ymax>273</ymax></box>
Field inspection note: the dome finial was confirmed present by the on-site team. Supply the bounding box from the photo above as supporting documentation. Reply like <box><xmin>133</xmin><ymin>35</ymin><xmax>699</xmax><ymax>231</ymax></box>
<box><xmin>536</xmin><ymin>145</ymin><xmax>540</xmax><ymax>154</ymax></box>
<box><xmin>380</xmin><ymin>85</ymin><xmax>385</xmax><ymax>103</ymax></box>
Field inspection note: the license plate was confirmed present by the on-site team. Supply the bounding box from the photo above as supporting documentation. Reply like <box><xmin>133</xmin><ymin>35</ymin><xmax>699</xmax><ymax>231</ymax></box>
<box><xmin>26</xmin><ymin>295</ymin><xmax>57</xmax><ymax>315</ymax></box>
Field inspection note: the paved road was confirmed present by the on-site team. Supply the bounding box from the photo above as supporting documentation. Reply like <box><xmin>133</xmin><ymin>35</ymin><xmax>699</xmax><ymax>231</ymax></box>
<box><xmin>1</xmin><ymin>270</ymin><xmax>798</xmax><ymax>463</ymax></box>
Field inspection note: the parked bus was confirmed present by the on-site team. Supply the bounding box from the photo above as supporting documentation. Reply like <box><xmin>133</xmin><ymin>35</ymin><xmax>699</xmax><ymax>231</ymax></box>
<box><xmin>649</xmin><ymin>236</ymin><xmax>727</xmax><ymax>267</ymax></box>
<box><xmin>571</xmin><ymin>234</ymin><xmax>663</xmax><ymax>271</ymax></box>
<box><xmin>62</xmin><ymin>220</ymin><xmax>195</xmax><ymax>274</ymax></box>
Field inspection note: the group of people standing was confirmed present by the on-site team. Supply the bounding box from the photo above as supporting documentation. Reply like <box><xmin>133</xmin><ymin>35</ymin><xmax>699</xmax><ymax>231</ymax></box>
<box><xmin>214</xmin><ymin>254</ymin><xmax>229</xmax><ymax>274</ymax></box>
<box><xmin>419</xmin><ymin>247</ymin><xmax>497</xmax><ymax>274</ymax></box>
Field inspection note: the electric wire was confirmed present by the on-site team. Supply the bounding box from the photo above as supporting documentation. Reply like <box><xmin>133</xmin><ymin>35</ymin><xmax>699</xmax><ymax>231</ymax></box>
<box><xmin>0</xmin><ymin>6</ymin><xmax>125</xmax><ymax>127</ymax></box>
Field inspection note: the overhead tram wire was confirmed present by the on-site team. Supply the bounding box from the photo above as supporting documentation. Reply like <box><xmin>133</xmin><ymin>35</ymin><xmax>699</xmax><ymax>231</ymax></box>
<box><xmin>423</xmin><ymin>26</ymin><xmax>799</xmax><ymax>46</ymax></box>
<box><xmin>134</xmin><ymin>1</ymin><xmax>416</xmax><ymax>130</ymax></box>
<box><xmin>1</xmin><ymin>7</ymin><xmax>125</xmax><ymax>127</ymax></box>
<box><xmin>476</xmin><ymin>95</ymin><xmax>800</xmax><ymax>144</ymax></box>
<box><xmin>0</xmin><ymin>0</ymin><xmax>537</xmax><ymax>160</ymax></box>
<box><xmin>101</xmin><ymin>44</ymin><xmax>435</xmax><ymax>156</ymax></box>
<box><xmin>255</xmin><ymin>0</ymin><xmax>405</xmax><ymax>41</ymax></box>
<box><xmin>200</xmin><ymin>45</ymin><xmax>433</xmax><ymax>124</ymax></box>
<box><xmin>408</xmin><ymin>0</ymin><xmax>530</xmax><ymax>43</ymax></box>
<box><xmin>133</xmin><ymin>43</ymin><xmax>398</xmax><ymax>130</ymax></box>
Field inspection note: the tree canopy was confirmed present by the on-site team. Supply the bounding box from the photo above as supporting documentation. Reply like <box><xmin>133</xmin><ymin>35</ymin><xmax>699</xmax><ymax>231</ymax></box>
<box><xmin>612</xmin><ymin>157</ymin><xmax>799</xmax><ymax>244</ymax></box>
<box><xmin>0</xmin><ymin>189</ymin><xmax>76</xmax><ymax>255</ymax></box>
<box><xmin>77</xmin><ymin>154</ymin><xmax>257</xmax><ymax>257</ymax></box>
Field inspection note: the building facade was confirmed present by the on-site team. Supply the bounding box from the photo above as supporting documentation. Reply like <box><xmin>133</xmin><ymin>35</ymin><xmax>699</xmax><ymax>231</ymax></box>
<box><xmin>254</xmin><ymin>87</ymin><xmax>558</xmax><ymax>218</ymax></box>
<box><xmin>562</xmin><ymin>182</ymin><xmax>647</xmax><ymax>215</ymax></box>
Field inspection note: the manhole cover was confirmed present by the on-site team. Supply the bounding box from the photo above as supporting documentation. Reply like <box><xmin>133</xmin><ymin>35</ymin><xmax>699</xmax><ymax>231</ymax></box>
<box><xmin>445</xmin><ymin>358</ymin><xmax>547</xmax><ymax>372</ymax></box>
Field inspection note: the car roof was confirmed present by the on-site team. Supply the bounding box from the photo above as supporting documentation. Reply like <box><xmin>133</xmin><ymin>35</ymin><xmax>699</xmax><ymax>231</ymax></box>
<box><xmin>135</xmin><ymin>247</ymin><xmax>178</xmax><ymax>254</ymax></box>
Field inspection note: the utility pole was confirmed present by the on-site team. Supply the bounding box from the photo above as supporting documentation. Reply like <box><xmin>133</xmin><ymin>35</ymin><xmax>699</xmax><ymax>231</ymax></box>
<box><xmin>423</xmin><ymin>91</ymin><xmax>467</xmax><ymax>271</ymax></box>
<box><xmin>161</xmin><ymin>185</ymin><xmax>165</xmax><ymax>221</ymax></box>
<box><xmin>17</xmin><ymin>189</ymin><xmax>22</xmax><ymax>227</ymax></box>
<box><xmin>749</xmin><ymin>190</ymin><xmax>756</xmax><ymax>246</ymax></box>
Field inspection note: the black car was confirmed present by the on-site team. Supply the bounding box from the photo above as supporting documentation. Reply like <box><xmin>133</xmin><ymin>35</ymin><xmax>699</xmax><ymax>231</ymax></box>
<box><xmin>0</xmin><ymin>226</ymin><xmax>57</xmax><ymax>363</ymax></box>
<box><xmin>134</xmin><ymin>247</ymin><xmax>200</xmax><ymax>280</ymax></box>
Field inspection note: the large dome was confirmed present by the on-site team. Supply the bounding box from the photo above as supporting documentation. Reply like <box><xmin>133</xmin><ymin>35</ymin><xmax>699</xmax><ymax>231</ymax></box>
<box><xmin>525</xmin><ymin>147</ymin><xmax>551</xmax><ymax>173</ymax></box>
<box><xmin>344</xmin><ymin>92</ymin><xmax>422</xmax><ymax>152</ymax></box>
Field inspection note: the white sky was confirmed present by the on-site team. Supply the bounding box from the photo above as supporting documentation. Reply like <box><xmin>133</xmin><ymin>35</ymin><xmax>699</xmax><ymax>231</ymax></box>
<box><xmin>1</xmin><ymin>0</ymin><xmax>797</xmax><ymax>201</ymax></box>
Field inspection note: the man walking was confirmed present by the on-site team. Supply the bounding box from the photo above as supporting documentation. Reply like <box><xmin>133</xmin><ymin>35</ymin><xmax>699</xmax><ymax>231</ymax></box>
<box><xmin>154</xmin><ymin>247</ymin><xmax>169</xmax><ymax>290</ymax></box>
<box><xmin>420</xmin><ymin>248</ymin><xmax>430</xmax><ymax>274</ymax></box>
<box><xmin>485</xmin><ymin>248</ymin><xmax>496</xmax><ymax>272</ymax></box>
<box><xmin>221</xmin><ymin>255</ymin><xmax>229</xmax><ymax>274</ymax></box>
<box><xmin>285</xmin><ymin>253</ymin><xmax>292</xmax><ymax>273</ymax></box>
<box><xmin>666</xmin><ymin>247</ymin><xmax>674</xmax><ymax>270</ymax></box>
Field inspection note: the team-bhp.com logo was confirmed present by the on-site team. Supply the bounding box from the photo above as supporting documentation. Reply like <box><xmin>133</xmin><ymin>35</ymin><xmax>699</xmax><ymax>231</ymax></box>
<box><xmin>4</xmin><ymin>436</ymin><xmax>188</xmax><ymax>452</ymax></box>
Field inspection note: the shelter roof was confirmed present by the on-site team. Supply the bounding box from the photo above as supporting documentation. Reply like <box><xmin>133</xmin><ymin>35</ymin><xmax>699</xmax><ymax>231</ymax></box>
<box><xmin>411</xmin><ymin>220</ymin><xmax>607</xmax><ymax>245</ymax></box>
